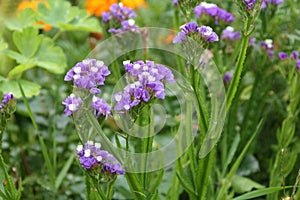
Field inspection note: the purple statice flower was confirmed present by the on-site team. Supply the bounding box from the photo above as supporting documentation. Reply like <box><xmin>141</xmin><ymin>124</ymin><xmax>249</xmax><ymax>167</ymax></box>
<box><xmin>223</xmin><ymin>71</ymin><xmax>232</xmax><ymax>84</ymax></box>
<box><xmin>249</xmin><ymin>37</ymin><xmax>257</xmax><ymax>46</ymax></box>
<box><xmin>296</xmin><ymin>59</ymin><xmax>300</xmax><ymax>70</ymax></box>
<box><xmin>262</xmin><ymin>0</ymin><xmax>284</xmax><ymax>8</ymax></box>
<box><xmin>173</xmin><ymin>22</ymin><xmax>219</xmax><ymax>43</ymax></box>
<box><xmin>173</xmin><ymin>0</ymin><xmax>178</xmax><ymax>6</ymax></box>
<box><xmin>102</xmin><ymin>3</ymin><xmax>138</xmax><ymax>34</ymax></box>
<box><xmin>278</xmin><ymin>52</ymin><xmax>289</xmax><ymax>60</ymax></box>
<box><xmin>268</xmin><ymin>50</ymin><xmax>274</xmax><ymax>59</ymax></box>
<box><xmin>114</xmin><ymin>60</ymin><xmax>175</xmax><ymax>112</ymax></box>
<box><xmin>260</xmin><ymin>39</ymin><xmax>274</xmax><ymax>51</ymax></box>
<box><xmin>198</xmin><ymin>25</ymin><xmax>219</xmax><ymax>42</ymax></box>
<box><xmin>194</xmin><ymin>2</ymin><xmax>235</xmax><ymax>23</ymax></box>
<box><xmin>244</xmin><ymin>0</ymin><xmax>256</xmax><ymax>10</ymax></box>
<box><xmin>91</xmin><ymin>96</ymin><xmax>111</xmax><ymax>118</ymax></box>
<box><xmin>221</xmin><ymin>26</ymin><xmax>241</xmax><ymax>41</ymax></box>
<box><xmin>77</xmin><ymin>141</ymin><xmax>125</xmax><ymax>175</ymax></box>
<box><xmin>62</xmin><ymin>94</ymin><xmax>83</xmax><ymax>116</ymax></box>
<box><xmin>0</xmin><ymin>93</ymin><xmax>14</xmax><ymax>111</ymax></box>
<box><xmin>291</xmin><ymin>51</ymin><xmax>298</xmax><ymax>60</ymax></box>
<box><xmin>64</xmin><ymin>59</ymin><xmax>110</xmax><ymax>94</ymax></box>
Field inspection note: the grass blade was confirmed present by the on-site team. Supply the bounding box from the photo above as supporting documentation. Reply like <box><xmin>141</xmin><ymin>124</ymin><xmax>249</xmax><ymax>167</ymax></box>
<box><xmin>55</xmin><ymin>154</ymin><xmax>75</xmax><ymax>190</ymax></box>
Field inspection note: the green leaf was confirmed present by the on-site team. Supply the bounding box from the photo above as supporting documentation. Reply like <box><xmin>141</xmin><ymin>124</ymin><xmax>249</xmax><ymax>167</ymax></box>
<box><xmin>55</xmin><ymin>154</ymin><xmax>75</xmax><ymax>190</ymax></box>
<box><xmin>0</xmin><ymin>79</ymin><xmax>41</xmax><ymax>98</ymax></box>
<box><xmin>4</xmin><ymin>50</ymin><xmax>29</xmax><ymax>64</ymax></box>
<box><xmin>13</xmin><ymin>27</ymin><xmax>42</xmax><ymax>58</ymax></box>
<box><xmin>37</xmin><ymin>0</ymin><xmax>101</xmax><ymax>32</ymax></box>
<box><xmin>0</xmin><ymin>39</ymin><xmax>8</xmax><ymax>51</ymax></box>
<box><xmin>35</xmin><ymin>37</ymin><xmax>67</xmax><ymax>74</ymax></box>
<box><xmin>232</xmin><ymin>186</ymin><xmax>293</xmax><ymax>200</ymax></box>
<box><xmin>8</xmin><ymin>63</ymin><xmax>36</xmax><ymax>78</ymax></box>
<box><xmin>231</xmin><ymin>175</ymin><xmax>264</xmax><ymax>194</ymax></box>
<box><xmin>5</xmin><ymin>9</ymin><xmax>38</xmax><ymax>31</ymax></box>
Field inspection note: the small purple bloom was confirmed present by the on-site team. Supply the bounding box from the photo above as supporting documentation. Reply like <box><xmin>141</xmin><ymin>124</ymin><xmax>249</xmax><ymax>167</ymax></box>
<box><xmin>221</xmin><ymin>26</ymin><xmax>241</xmax><ymax>41</ymax></box>
<box><xmin>268</xmin><ymin>50</ymin><xmax>274</xmax><ymax>58</ymax></box>
<box><xmin>291</xmin><ymin>51</ymin><xmax>298</xmax><ymax>60</ymax></box>
<box><xmin>223</xmin><ymin>72</ymin><xmax>232</xmax><ymax>84</ymax></box>
<box><xmin>260</xmin><ymin>39</ymin><xmax>274</xmax><ymax>51</ymax></box>
<box><xmin>0</xmin><ymin>93</ymin><xmax>14</xmax><ymax>111</ymax></box>
<box><xmin>64</xmin><ymin>59</ymin><xmax>110</xmax><ymax>94</ymax></box>
<box><xmin>262</xmin><ymin>0</ymin><xmax>284</xmax><ymax>9</ymax></box>
<box><xmin>249</xmin><ymin>37</ymin><xmax>256</xmax><ymax>46</ymax></box>
<box><xmin>198</xmin><ymin>25</ymin><xmax>219</xmax><ymax>42</ymax></box>
<box><xmin>91</xmin><ymin>96</ymin><xmax>111</xmax><ymax>118</ymax></box>
<box><xmin>114</xmin><ymin>60</ymin><xmax>175</xmax><ymax>112</ymax></box>
<box><xmin>296</xmin><ymin>59</ymin><xmax>300</xmax><ymax>70</ymax></box>
<box><xmin>173</xmin><ymin>0</ymin><xmax>178</xmax><ymax>6</ymax></box>
<box><xmin>173</xmin><ymin>32</ymin><xmax>186</xmax><ymax>43</ymax></box>
<box><xmin>77</xmin><ymin>141</ymin><xmax>125</xmax><ymax>175</ymax></box>
<box><xmin>194</xmin><ymin>2</ymin><xmax>235</xmax><ymax>23</ymax></box>
<box><xmin>244</xmin><ymin>0</ymin><xmax>256</xmax><ymax>10</ymax></box>
<box><xmin>62</xmin><ymin>94</ymin><xmax>83</xmax><ymax>116</ymax></box>
<box><xmin>180</xmin><ymin>22</ymin><xmax>199</xmax><ymax>34</ymax></box>
<box><xmin>278</xmin><ymin>52</ymin><xmax>289</xmax><ymax>60</ymax></box>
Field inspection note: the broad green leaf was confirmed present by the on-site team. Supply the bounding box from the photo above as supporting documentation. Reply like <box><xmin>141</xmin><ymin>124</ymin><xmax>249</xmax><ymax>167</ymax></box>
<box><xmin>4</xmin><ymin>50</ymin><xmax>29</xmax><ymax>64</ymax></box>
<box><xmin>35</xmin><ymin>37</ymin><xmax>67</xmax><ymax>74</ymax></box>
<box><xmin>5</xmin><ymin>8</ymin><xmax>38</xmax><ymax>31</ymax></box>
<box><xmin>231</xmin><ymin>175</ymin><xmax>264</xmax><ymax>194</ymax></box>
<box><xmin>8</xmin><ymin>63</ymin><xmax>36</xmax><ymax>78</ymax></box>
<box><xmin>37</xmin><ymin>0</ymin><xmax>101</xmax><ymax>32</ymax></box>
<box><xmin>0</xmin><ymin>79</ymin><xmax>41</xmax><ymax>98</ymax></box>
<box><xmin>13</xmin><ymin>27</ymin><xmax>42</xmax><ymax>58</ymax></box>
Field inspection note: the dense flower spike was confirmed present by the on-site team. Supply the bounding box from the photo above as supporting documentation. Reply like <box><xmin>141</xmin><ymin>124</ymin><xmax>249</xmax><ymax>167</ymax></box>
<box><xmin>64</xmin><ymin>59</ymin><xmax>110</xmax><ymax>94</ymax></box>
<box><xmin>278</xmin><ymin>52</ymin><xmax>289</xmax><ymax>60</ymax></box>
<box><xmin>0</xmin><ymin>93</ymin><xmax>14</xmax><ymax>111</ymax></box>
<box><xmin>221</xmin><ymin>26</ymin><xmax>241</xmax><ymax>41</ymax></box>
<box><xmin>194</xmin><ymin>2</ymin><xmax>235</xmax><ymax>23</ymax></box>
<box><xmin>243</xmin><ymin>0</ymin><xmax>256</xmax><ymax>10</ymax></box>
<box><xmin>77</xmin><ymin>141</ymin><xmax>125</xmax><ymax>176</ymax></box>
<box><xmin>62</xmin><ymin>94</ymin><xmax>83</xmax><ymax>116</ymax></box>
<box><xmin>102</xmin><ymin>3</ymin><xmax>139</xmax><ymax>34</ymax></box>
<box><xmin>114</xmin><ymin>60</ymin><xmax>175</xmax><ymax>112</ymax></box>
<box><xmin>173</xmin><ymin>22</ymin><xmax>219</xmax><ymax>43</ymax></box>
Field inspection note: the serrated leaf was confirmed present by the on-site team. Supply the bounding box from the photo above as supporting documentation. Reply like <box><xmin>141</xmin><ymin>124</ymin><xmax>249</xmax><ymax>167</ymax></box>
<box><xmin>13</xmin><ymin>27</ymin><xmax>42</xmax><ymax>58</ymax></box>
<box><xmin>0</xmin><ymin>79</ymin><xmax>41</xmax><ymax>98</ymax></box>
<box><xmin>5</xmin><ymin>8</ymin><xmax>38</xmax><ymax>31</ymax></box>
<box><xmin>231</xmin><ymin>175</ymin><xmax>264</xmax><ymax>194</ymax></box>
<box><xmin>35</xmin><ymin>37</ymin><xmax>67</xmax><ymax>74</ymax></box>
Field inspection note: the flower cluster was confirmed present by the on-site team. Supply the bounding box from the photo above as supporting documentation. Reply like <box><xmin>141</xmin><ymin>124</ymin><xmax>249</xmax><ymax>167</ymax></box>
<box><xmin>221</xmin><ymin>26</ymin><xmax>241</xmax><ymax>41</ymax></box>
<box><xmin>62</xmin><ymin>59</ymin><xmax>111</xmax><ymax>118</ymax></box>
<box><xmin>194</xmin><ymin>2</ymin><xmax>235</xmax><ymax>24</ymax></box>
<box><xmin>77</xmin><ymin>141</ymin><xmax>124</xmax><ymax>178</ymax></box>
<box><xmin>102</xmin><ymin>3</ymin><xmax>139</xmax><ymax>34</ymax></box>
<box><xmin>260</xmin><ymin>39</ymin><xmax>274</xmax><ymax>58</ymax></box>
<box><xmin>173</xmin><ymin>22</ymin><xmax>219</xmax><ymax>43</ymax></box>
<box><xmin>262</xmin><ymin>0</ymin><xmax>284</xmax><ymax>9</ymax></box>
<box><xmin>86</xmin><ymin>0</ymin><xmax>146</xmax><ymax>17</ymax></box>
<box><xmin>0</xmin><ymin>93</ymin><xmax>14</xmax><ymax>111</ymax></box>
<box><xmin>114</xmin><ymin>60</ymin><xmax>175</xmax><ymax>112</ymax></box>
<box><xmin>277</xmin><ymin>50</ymin><xmax>300</xmax><ymax>69</ymax></box>
<box><xmin>243</xmin><ymin>0</ymin><xmax>256</xmax><ymax>10</ymax></box>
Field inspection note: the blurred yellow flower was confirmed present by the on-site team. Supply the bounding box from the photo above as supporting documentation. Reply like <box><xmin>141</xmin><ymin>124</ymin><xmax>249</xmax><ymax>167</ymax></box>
<box><xmin>86</xmin><ymin>0</ymin><xmax>146</xmax><ymax>17</ymax></box>
<box><xmin>17</xmin><ymin>0</ymin><xmax>52</xmax><ymax>31</ymax></box>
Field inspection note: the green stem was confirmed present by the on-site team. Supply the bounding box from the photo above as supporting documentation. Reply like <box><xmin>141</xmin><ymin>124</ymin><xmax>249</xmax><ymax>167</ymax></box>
<box><xmin>226</xmin><ymin>33</ymin><xmax>250</xmax><ymax>113</ymax></box>
<box><xmin>106</xmin><ymin>180</ymin><xmax>115</xmax><ymax>199</ymax></box>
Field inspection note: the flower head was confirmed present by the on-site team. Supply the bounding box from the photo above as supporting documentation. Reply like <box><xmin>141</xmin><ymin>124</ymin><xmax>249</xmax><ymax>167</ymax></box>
<box><xmin>91</xmin><ymin>96</ymin><xmax>111</xmax><ymax>118</ymax></box>
<box><xmin>77</xmin><ymin>141</ymin><xmax>125</xmax><ymax>177</ymax></box>
<box><xmin>173</xmin><ymin>22</ymin><xmax>219</xmax><ymax>43</ymax></box>
<box><xmin>291</xmin><ymin>51</ymin><xmax>298</xmax><ymax>60</ymax></box>
<box><xmin>278</xmin><ymin>52</ymin><xmax>289</xmax><ymax>60</ymax></box>
<box><xmin>223</xmin><ymin>72</ymin><xmax>232</xmax><ymax>84</ymax></box>
<box><xmin>194</xmin><ymin>2</ymin><xmax>235</xmax><ymax>23</ymax></box>
<box><xmin>64</xmin><ymin>59</ymin><xmax>110</xmax><ymax>94</ymax></box>
<box><xmin>243</xmin><ymin>0</ymin><xmax>256</xmax><ymax>10</ymax></box>
<box><xmin>296</xmin><ymin>59</ymin><xmax>300</xmax><ymax>70</ymax></box>
<box><xmin>62</xmin><ymin>94</ymin><xmax>83</xmax><ymax>116</ymax></box>
<box><xmin>221</xmin><ymin>26</ymin><xmax>241</xmax><ymax>41</ymax></box>
<box><xmin>114</xmin><ymin>60</ymin><xmax>175</xmax><ymax>112</ymax></box>
<box><xmin>262</xmin><ymin>0</ymin><xmax>284</xmax><ymax>9</ymax></box>
<box><xmin>0</xmin><ymin>93</ymin><xmax>15</xmax><ymax>111</ymax></box>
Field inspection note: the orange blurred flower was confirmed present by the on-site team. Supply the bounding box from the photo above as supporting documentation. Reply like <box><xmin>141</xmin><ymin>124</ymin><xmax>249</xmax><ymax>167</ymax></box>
<box><xmin>17</xmin><ymin>0</ymin><xmax>52</xmax><ymax>31</ymax></box>
<box><xmin>86</xmin><ymin>0</ymin><xmax>146</xmax><ymax>17</ymax></box>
